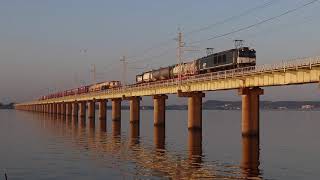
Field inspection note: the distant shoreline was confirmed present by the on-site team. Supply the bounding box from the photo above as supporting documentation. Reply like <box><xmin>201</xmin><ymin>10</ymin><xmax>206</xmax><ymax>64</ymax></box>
<box><xmin>8</xmin><ymin>100</ymin><xmax>320</xmax><ymax>111</ymax></box>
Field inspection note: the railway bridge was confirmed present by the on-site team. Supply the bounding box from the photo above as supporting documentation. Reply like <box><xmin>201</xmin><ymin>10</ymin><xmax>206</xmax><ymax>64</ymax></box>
<box><xmin>15</xmin><ymin>56</ymin><xmax>320</xmax><ymax>138</ymax></box>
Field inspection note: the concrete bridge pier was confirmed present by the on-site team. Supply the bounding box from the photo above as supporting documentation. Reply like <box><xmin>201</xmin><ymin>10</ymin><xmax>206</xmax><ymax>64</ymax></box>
<box><xmin>129</xmin><ymin>97</ymin><xmax>141</xmax><ymax>124</ymax></box>
<box><xmin>112</xmin><ymin>98</ymin><xmax>121</xmax><ymax>122</ymax></box>
<box><xmin>72</xmin><ymin>102</ymin><xmax>79</xmax><ymax>117</ymax></box>
<box><xmin>45</xmin><ymin>104</ymin><xmax>48</xmax><ymax>113</ymax></box>
<box><xmin>56</xmin><ymin>103</ymin><xmax>61</xmax><ymax>115</ymax></box>
<box><xmin>53</xmin><ymin>103</ymin><xmax>57</xmax><ymax>114</ymax></box>
<box><xmin>153</xmin><ymin>95</ymin><xmax>168</xmax><ymax>126</ymax></box>
<box><xmin>88</xmin><ymin>100</ymin><xmax>95</xmax><ymax>129</ymax></box>
<box><xmin>111</xmin><ymin>98</ymin><xmax>121</xmax><ymax>136</ymax></box>
<box><xmin>99</xmin><ymin>100</ymin><xmax>107</xmax><ymax>131</ymax></box>
<box><xmin>79</xmin><ymin>101</ymin><xmax>86</xmax><ymax>118</ymax></box>
<box><xmin>88</xmin><ymin>100</ymin><xmax>95</xmax><ymax>119</ymax></box>
<box><xmin>61</xmin><ymin>103</ymin><xmax>66</xmax><ymax>116</ymax></box>
<box><xmin>98</xmin><ymin>100</ymin><xmax>107</xmax><ymax>121</ymax></box>
<box><xmin>50</xmin><ymin>103</ymin><xmax>53</xmax><ymax>114</ymax></box>
<box><xmin>188</xmin><ymin>92</ymin><xmax>205</xmax><ymax>130</ymax></box>
<box><xmin>239</xmin><ymin>87</ymin><xmax>264</xmax><ymax>137</ymax></box>
<box><xmin>66</xmin><ymin>103</ymin><xmax>72</xmax><ymax>116</ymax></box>
<box><xmin>178</xmin><ymin>91</ymin><xmax>205</xmax><ymax>130</ymax></box>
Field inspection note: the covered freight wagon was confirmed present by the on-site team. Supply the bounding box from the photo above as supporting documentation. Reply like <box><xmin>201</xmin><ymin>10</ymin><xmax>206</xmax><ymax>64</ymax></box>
<box><xmin>171</xmin><ymin>61</ymin><xmax>198</xmax><ymax>77</ymax></box>
<box><xmin>151</xmin><ymin>67</ymin><xmax>171</xmax><ymax>81</ymax></box>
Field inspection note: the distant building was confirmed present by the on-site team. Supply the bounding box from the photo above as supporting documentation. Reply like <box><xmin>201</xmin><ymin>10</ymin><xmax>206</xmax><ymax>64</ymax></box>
<box><xmin>278</xmin><ymin>107</ymin><xmax>288</xmax><ymax>110</ymax></box>
<box><xmin>301</xmin><ymin>105</ymin><xmax>314</xmax><ymax>110</ymax></box>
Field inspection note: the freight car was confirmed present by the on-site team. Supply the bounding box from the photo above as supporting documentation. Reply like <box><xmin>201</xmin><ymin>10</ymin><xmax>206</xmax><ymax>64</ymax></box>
<box><xmin>89</xmin><ymin>81</ymin><xmax>121</xmax><ymax>92</ymax></box>
<box><xmin>136</xmin><ymin>47</ymin><xmax>256</xmax><ymax>83</ymax></box>
<box><xmin>40</xmin><ymin>81</ymin><xmax>121</xmax><ymax>100</ymax></box>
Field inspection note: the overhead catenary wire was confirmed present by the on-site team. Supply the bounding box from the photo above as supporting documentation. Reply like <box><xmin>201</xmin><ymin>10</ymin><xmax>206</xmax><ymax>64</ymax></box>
<box><xmin>189</xmin><ymin>0</ymin><xmax>320</xmax><ymax>45</ymax></box>
<box><xmin>124</xmin><ymin>0</ymin><xmax>320</xmax><ymax>75</ymax></box>
<box><xmin>184</xmin><ymin>0</ymin><xmax>280</xmax><ymax>36</ymax></box>
<box><xmin>100</xmin><ymin>0</ymin><xmax>318</xmax><ymax>81</ymax></box>
<box><xmin>125</xmin><ymin>0</ymin><xmax>279</xmax><ymax>62</ymax></box>
<box><xmin>95</xmin><ymin>1</ymin><xmax>281</xmax><ymax>74</ymax></box>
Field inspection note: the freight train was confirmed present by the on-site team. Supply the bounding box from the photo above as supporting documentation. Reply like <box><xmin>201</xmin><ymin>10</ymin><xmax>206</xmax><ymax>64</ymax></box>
<box><xmin>136</xmin><ymin>47</ymin><xmax>256</xmax><ymax>83</ymax></box>
<box><xmin>39</xmin><ymin>46</ymin><xmax>256</xmax><ymax>100</ymax></box>
<box><xmin>39</xmin><ymin>81</ymin><xmax>121</xmax><ymax>100</ymax></box>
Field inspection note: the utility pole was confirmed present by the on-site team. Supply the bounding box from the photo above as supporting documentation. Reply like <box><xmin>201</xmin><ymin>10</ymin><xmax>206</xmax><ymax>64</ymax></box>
<box><xmin>90</xmin><ymin>64</ymin><xmax>96</xmax><ymax>84</ymax></box>
<box><xmin>120</xmin><ymin>56</ymin><xmax>128</xmax><ymax>86</ymax></box>
<box><xmin>73</xmin><ymin>72</ymin><xmax>79</xmax><ymax>87</ymax></box>
<box><xmin>177</xmin><ymin>28</ymin><xmax>184</xmax><ymax>89</ymax></box>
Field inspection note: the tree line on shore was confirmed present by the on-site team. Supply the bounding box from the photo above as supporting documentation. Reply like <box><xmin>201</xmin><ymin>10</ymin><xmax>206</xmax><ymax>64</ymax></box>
<box><xmin>0</xmin><ymin>102</ymin><xmax>15</xmax><ymax>109</ymax></box>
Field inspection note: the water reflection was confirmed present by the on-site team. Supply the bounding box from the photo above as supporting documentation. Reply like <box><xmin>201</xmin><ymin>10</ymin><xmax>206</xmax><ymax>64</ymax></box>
<box><xmin>89</xmin><ymin>117</ymin><xmax>95</xmax><ymax>129</ymax></box>
<box><xmin>154</xmin><ymin>126</ymin><xmax>165</xmax><ymax>150</ymax></box>
<box><xmin>66</xmin><ymin>116</ymin><xmax>72</xmax><ymax>129</ymax></box>
<box><xmin>72</xmin><ymin>116</ymin><xmax>78</xmax><ymax>128</ymax></box>
<box><xmin>188</xmin><ymin>129</ymin><xmax>202</xmax><ymax>166</ymax></box>
<box><xmin>112</xmin><ymin>120</ymin><xmax>121</xmax><ymax>137</ymax></box>
<box><xmin>99</xmin><ymin>119</ymin><xmax>107</xmax><ymax>132</ymax></box>
<box><xmin>33</xmin><ymin>113</ymin><xmax>264</xmax><ymax>179</ymax></box>
<box><xmin>80</xmin><ymin>117</ymin><xmax>86</xmax><ymax>128</ymax></box>
<box><xmin>130</xmin><ymin>123</ymin><xmax>140</xmax><ymax>145</ymax></box>
<box><xmin>241</xmin><ymin>136</ymin><xmax>261</xmax><ymax>179</ymax></box>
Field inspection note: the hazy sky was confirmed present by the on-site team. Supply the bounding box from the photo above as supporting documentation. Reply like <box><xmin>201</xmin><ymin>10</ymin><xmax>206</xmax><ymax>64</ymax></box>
<box><xmin>1</xmin><ymin>0</ymin><xmax>320</xmax><ymax>104</ymax></box>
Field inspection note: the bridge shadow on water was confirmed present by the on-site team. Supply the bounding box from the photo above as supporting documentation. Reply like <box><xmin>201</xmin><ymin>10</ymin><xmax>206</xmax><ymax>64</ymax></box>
<box><xmin>34</xmin><ymin>112</ymin><xmax>262</xmax><ymax>179</ymax></box>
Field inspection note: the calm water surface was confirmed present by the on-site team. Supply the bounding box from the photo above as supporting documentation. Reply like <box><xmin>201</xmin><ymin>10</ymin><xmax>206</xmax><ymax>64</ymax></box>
<box><xmin>0</xmin><ymin>109</ymin><xmax>319</xmax><ymax>179</ymax></box>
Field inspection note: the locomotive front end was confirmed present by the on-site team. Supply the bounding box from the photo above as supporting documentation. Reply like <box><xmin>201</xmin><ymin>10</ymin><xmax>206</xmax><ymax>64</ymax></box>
<box><xmin>236</xmin><ymin>47</ymin><xmax>256</xmax><ymax>67</ymax></box>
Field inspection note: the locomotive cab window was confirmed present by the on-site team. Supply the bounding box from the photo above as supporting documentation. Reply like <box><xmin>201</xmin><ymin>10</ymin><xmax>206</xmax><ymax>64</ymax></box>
<box><xmin>223</xmin><ymin>54</ymin><xmax>226</xmax><ymax>63</ymax></box>
<box><xmin>218</xmin><ymin>55</ymin><xmax>222</xmax><ymax>64</ymax></box>
<box><xmin>249</xmin><ymin>50</ymin><xmax>256</xmax><ymax>58</ymax></box>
